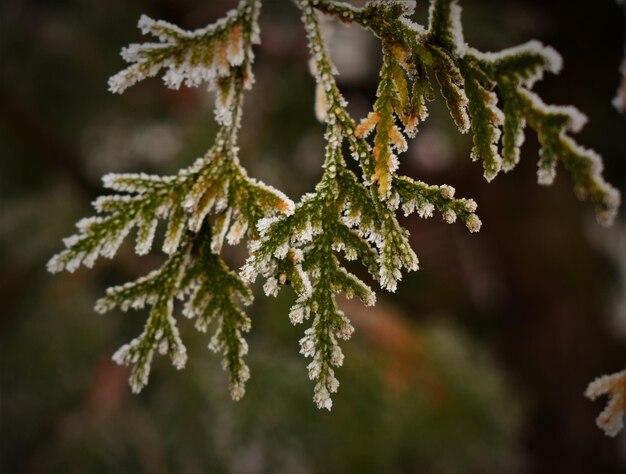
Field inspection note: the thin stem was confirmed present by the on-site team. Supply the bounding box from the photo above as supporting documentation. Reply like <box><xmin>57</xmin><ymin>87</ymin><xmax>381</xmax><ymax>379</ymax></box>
<box><xmin>312</xmin><ymin>0</ymin><xmax>427</xmax><ymax>51</ymax></box>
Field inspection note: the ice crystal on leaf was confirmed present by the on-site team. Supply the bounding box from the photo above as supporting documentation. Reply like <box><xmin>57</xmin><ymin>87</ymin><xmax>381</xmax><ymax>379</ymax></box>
<box><xmin>50</xmin><ymin>0</ymin><xmax>620</xmax><ymax>410</ymax></box>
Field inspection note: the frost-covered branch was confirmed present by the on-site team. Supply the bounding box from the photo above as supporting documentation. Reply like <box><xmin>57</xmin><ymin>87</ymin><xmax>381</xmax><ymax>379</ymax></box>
<box><xmin>49</xmin><ymin>0</ymin><xmax>292</xmax><ymax>398</ymax></box>
<box><xmin>241</xmin><ymin>0</ymin><xmax>482</xmax><ymax>409</ymax></box>
<box><xmin>49</xmin><ymin>0</ymin><xmax>621</xmax><ymax>411</ymax></box>
<box><xmin>585</xmin><ymin>370</ymin><xmax>626</xmax><ymax>437</ymax></box>
<box><xmin>313</xmin><ymin>0</ymin><xmax>620</xmax><ymax>225</ymax></box>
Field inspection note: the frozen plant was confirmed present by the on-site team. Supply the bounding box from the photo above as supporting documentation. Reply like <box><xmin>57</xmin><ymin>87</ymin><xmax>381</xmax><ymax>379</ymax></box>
<box><xmin>49</xmin><ymin>0</ymin><xmax>621</xmax><ymax>411</ymax></box>
<box><xmin>585</xmin><ymin>370</ymin><xmax>625</xmax><ymax>437</ymax></box>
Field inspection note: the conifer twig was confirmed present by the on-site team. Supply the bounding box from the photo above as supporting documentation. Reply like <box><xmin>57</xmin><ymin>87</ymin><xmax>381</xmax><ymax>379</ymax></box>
<box><xmin>49</xmin><ymin>0</ymin><xmax>621</xmax><ymax>410</ymax></box>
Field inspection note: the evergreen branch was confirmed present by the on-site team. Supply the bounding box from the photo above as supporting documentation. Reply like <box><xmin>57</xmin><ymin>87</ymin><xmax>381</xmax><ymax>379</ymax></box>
<box><xmin>427</xmin><ymin>0</ymin><xmax>465</xmax><ymax>55</ymax></box>
<box><xmin>95</xmin><ymin>226</ymin><xmax>255</xmax><ymax>398</ymax></box>
<box><xmin>239</xmin><ymin>1</ymin><xmax>482</xmax><ymax>408</ymax></box>
<box><xmin>312</xmin><ymin>0</ymin><xmax>425</xmax><ymax>47</ymax></box>
<box><xmin>459</xmin><ymin>55</ymin><xmax>504</xmax><ymax>180</ymax></box>
<box><xmin>182</xmin><ymin>227</ymin><xmax>253</xmax><ymax>400</ymax></box>
<box><xmin>476</xmin><ymin>40</ymin><xmax>562</xmax><ymax>88</ymax></box>
<box><xmin>304</xmin><ymin>2</ymin><xmax>480</xmax><ymax>282</ymax></box>
<box><xmin>512</xmin><ymin>86</ymin><xmax>619</xmax><ymax>225</ymax></box>
<box><xmin>96</xmin><ymin>241</ymin><xmax>191</xmax><ymax>393</ymax></box>
<box><xmin>49</xmin><ymin>0</ymin><xmax>292</xmax><ymax>400</ymax></box>
<box><xmin>313</xmin><ymin>0</ymin><xmax>620</xmax><ymax>224</ymax></box>
<box><xmin>241</xmin><ymin>121</ymin><xmax>377</xmax><ymax>408</ymax></box>
<box><xmin>585</xmin><ymin>370</ymin><xmax>626</xmax><ymax>437</ymax></box>
<box><xmin>429</xmin><ymin>45</ymin><xmax>471</xmax><ymax>133</ymax></box>
<box><xmin>392</xmin><ymin>177</ymin><xmax>481</xmax><ymax>232</ymax></box>
<box><xmin>49</xmin><ymin>0</ymin><xmax>622</xmax><ymax>412</ymax></box>
<box><xmin>47</xmin><ymin>137</ymin><xmax>291</xmax><ymax>274</ymax></box>
<box><xmin>108</xmin><ymin>0</ymin><xmax>260</xmax><ymax>98</ymax></box>
<box><xmin>355</xmin><ymin>42</ymin><xmax>410</xmax><ymax>197</ymax></box>
<box><xmin>49</xmin><ymin>0</ymin><xmax>291</xmax><ymax>275</ymax></box>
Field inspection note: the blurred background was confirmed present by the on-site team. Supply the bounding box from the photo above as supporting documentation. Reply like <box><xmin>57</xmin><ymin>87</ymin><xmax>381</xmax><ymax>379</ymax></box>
<box><xmin>1</xmin><ymin>0</ymin><xmax>625</xmax><ymax>473</ymax></box>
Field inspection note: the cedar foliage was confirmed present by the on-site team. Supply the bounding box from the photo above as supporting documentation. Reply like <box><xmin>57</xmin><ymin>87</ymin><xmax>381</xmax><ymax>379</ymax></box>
<box><xmin>49</xmin><ymin>0</ymin><xmax>621</xmax><ymax>412</ymax></box>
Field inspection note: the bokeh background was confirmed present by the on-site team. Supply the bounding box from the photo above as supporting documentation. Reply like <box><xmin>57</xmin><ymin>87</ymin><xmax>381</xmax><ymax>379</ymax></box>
<box><xmin>1</xmin><ymin>0</ymin><xmax>625</xmax><ymax>473</ymax></box>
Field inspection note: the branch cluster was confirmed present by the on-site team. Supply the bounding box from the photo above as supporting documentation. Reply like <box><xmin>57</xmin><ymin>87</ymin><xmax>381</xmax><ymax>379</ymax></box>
<box><xmin>49</xmin><ymin>0</ymin><xmax>621</xmax><ymax>410</ymax></box>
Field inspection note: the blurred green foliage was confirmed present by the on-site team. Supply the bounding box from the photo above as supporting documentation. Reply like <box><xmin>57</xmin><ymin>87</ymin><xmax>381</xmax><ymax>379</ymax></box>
<box><xmin>3</xmin><ymin>279</ymin><xmax>523</xmax><ymax>473</ymax></box>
